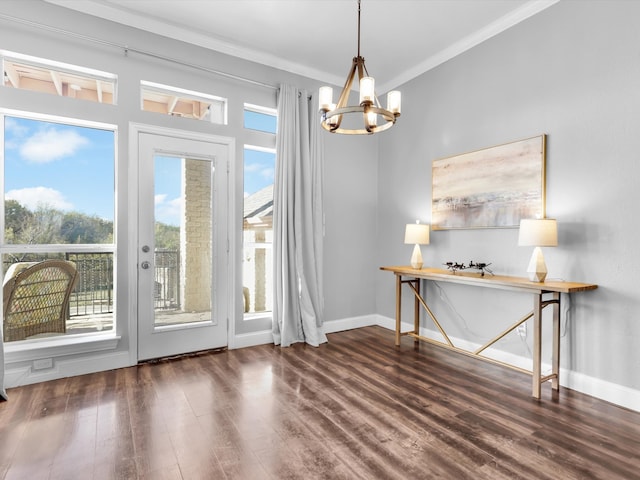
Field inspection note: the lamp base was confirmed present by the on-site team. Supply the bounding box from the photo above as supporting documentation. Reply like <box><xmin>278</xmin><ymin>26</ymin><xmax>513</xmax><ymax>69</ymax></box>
<box><xmin>526</xmin><ymin>246</ymin><xmax>548</xmax><ymax>282</ymax></box>
<box><xmin>410</xmin><ymin>244</ymin><xmax>423</xmax><ymax>269</ymax></box>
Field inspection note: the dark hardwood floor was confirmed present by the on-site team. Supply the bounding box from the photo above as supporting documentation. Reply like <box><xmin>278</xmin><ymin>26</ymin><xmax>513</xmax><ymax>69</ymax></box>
<box><xmin>1</xmin><ymin>326</ymin><xmax>639</xmax><ymax>479</ymax></box>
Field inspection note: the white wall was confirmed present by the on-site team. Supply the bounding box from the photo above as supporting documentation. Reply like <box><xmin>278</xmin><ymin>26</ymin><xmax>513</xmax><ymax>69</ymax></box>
<box><xmin>376</xmin><ymin>0</ymin><xmax>640</xmax><ymax>410</ymax></box>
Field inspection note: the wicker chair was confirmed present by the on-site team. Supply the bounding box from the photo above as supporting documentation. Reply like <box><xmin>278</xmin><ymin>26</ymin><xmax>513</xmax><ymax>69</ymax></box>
<box><xmin>3</xmin><ymin>260</ymin><xmax>79</xmax><ymax>342</ymax></box>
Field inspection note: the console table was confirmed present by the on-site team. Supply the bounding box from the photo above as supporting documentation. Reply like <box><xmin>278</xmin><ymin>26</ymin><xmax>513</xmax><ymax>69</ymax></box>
<box><xmin>380</xmin><ymin>266</ymin><xmax>597</xmax><ymax>398</ymax></box>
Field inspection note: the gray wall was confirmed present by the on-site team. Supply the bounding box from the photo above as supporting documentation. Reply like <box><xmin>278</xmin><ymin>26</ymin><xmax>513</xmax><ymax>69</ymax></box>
<box><xmin>376</xmin><ymin>0</ymin><xmax>640</xmax><ymax>393</ymax></box>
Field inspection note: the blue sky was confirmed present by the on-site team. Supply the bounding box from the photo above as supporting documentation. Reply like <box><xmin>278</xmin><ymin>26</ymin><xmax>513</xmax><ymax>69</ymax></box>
<box><xmin>5</xmin><ymin>113</ymin><xmax>276</xmax><ymax>228</ymax></box>
<box><xmin>4</xmin><ymin>116</ymin><xmax>115</xmax><ymax>220</ymax></box>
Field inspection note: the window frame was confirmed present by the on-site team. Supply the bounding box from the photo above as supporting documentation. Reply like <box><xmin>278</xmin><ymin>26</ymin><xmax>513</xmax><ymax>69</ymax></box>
<box><xmin>1</xmin><ymin>108</ymin><xmax>120</xmax><ymax>359</ymax></box>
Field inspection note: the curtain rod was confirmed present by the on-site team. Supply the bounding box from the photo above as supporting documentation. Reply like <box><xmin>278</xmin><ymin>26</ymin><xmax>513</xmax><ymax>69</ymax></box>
<box><xmin>0</xmin><ymin>13</ymin><xmax>278</xmax><ymax>91</ymax></box>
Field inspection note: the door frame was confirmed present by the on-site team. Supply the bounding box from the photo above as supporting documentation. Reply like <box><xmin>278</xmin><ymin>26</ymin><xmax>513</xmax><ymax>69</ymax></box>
<box><xmin>128</xmin><ymin>123</ymin><xmax>237</xmax><ymax>363</ymax></box>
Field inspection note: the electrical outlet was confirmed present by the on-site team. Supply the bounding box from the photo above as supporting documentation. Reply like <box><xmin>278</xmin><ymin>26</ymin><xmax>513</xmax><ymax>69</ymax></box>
<box><xmin>33</xmin><ymin>358</ymin><xmax>53</xmax><ymax>370</ymax></box>
<box><xmin>516</xmin><ymin>324</ymin><xmax>527</xmax><ymax>337</ymax></box>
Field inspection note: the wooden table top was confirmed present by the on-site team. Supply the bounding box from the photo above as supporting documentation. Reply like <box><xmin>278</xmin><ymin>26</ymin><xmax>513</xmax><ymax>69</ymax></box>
<box><xmin>380</xmin><ymin>266</ymin><xmax>598</xmax><ymax>294</ymax></box>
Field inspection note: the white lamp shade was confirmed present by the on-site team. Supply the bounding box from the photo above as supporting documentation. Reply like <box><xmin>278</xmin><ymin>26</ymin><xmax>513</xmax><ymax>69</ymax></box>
<box><xmin>319</xmin><ymin>86</ymin><xmax>333</xmax><ymax>111</ymax></box>
<box><xmin>366</xmin><ymin>110</ymin><xmax>377</xmax><ymax>127</ymax></box>
<box><xmin>387</xmin><ymin>90</ymin><xmax>401</xmax><ymax>114</ymax></box>
<box><xmin>404</xmin><ymin>223</ymin><xmax>430</xmax><ymax>245</ymax></box>
<box><xmin>518</xmin><ymin>219</ymin><xmax>558</xmax><ymax>247</ymax></box>
<box><xmin>359</xmin><ymin>77</ymin><xmax>375</xmax><ymax>104</ymax></box>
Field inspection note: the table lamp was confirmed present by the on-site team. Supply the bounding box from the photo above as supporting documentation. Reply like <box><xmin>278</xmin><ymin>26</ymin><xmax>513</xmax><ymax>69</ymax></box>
<box><xmin>518</xmin><ymin>218</ymin><xmax>558</xmax><ymax>282</ymax></box>
<box><xmin>404</xmin><ymin>221</ymin><xmax>430</xmax><ymax>269</ymax></box>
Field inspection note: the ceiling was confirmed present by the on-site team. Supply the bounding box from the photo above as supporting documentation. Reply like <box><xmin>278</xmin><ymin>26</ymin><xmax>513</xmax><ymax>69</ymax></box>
<box><xmin>43</xmin><ymin>0</ymin><xmax>558</xmax><ymax>93</ymax></box>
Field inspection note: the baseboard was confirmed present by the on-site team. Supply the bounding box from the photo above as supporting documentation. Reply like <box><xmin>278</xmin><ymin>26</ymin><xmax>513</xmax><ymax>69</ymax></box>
<box><xmin>4</xmin><ymin>350</ymin><xmax>132</xmax><ymax>389</ymax></box>
<box><xmin>230</xmin><ymin>314</ymin><xmax>378</xmax><ymax>350</ymax></box>
<box><xmin>323</xmin><ymin>314</ymin><xmax>378</xmax><ymax>333</ymax></box>
<box><xmin>375</xmin><ymin>314</ymin><xmax>640</xmax><ymax>413</ymax></box>
<box><xmin>231</xmin><ymin>330</ymin><xmax>274</xmax><ymax>349</ymax></box>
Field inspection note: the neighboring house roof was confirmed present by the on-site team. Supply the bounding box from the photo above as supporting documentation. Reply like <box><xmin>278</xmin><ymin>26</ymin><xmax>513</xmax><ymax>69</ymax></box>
<box><xmin>243</xmin><ymin>184</ymin><xmax>273</xmax><ymax>226</ymax></box>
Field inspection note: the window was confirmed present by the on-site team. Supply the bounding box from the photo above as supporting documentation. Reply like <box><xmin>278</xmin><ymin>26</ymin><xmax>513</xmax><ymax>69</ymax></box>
<box><xmin>243</xmin><ymin>146</ymin><xmax>275</xmax><ymax>318</ymax></box>
<box><xmin>141</xmin><ymin>81</ymin><xmax>227</xmax><ymax>123</ymax></box>
<box><xmin>2</xmin><ymin>113</ymin><xmax>116</xmax><ymax>342</ymax></box>
<box><xmin>2</xmin><ymin>51</ymin><xmax>117</xmax><ymax>104</ymax></box>
<box><xmin>243</xmin><ymin>103</ymin><xmax>276</xmax><ymax>319</ymax></box>
<box><xmin>244</xmin><ymin>103</ymin><xmax>277</xmax><ymax>133</ymax></box>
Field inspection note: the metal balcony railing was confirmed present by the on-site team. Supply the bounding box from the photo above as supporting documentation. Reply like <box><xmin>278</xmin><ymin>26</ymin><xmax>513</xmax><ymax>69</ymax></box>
<box><xmin>2</xmin><ymin>250</ymin><xmax>181</xmax><ymax>317</ymax></box>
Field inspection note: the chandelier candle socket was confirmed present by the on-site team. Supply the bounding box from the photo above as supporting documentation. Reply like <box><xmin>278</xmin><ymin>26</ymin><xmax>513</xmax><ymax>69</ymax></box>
<box><xmin>405</xmin><ymin>222</ymin><xmax>430</xmax><ymax>269</ymax></box>
<box><xmin>518</xmin><ymin>218</ymin><xmax>558</xmax><ymax>282</ymax></box>
<box><xmin>318</xmin><ymin>0</ymin><xmax>401</xmax><ymax>134</ymax></box>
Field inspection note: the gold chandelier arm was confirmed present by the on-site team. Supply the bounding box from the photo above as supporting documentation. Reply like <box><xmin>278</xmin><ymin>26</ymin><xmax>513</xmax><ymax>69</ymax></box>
<box><xmin>321</xmin><ymin>105</ymin><xmax>397</xmax><ymax>135</ymax></box>
<box><xmin>336</xmin><ymin>59</ymin><xmax>358</xmax><ymax>109</ymax></box>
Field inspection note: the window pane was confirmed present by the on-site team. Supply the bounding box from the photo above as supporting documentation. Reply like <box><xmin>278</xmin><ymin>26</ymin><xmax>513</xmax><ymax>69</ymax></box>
<box><xmin>243</xmin><ymin>147</ymin><xmax>275</xmax><ymax>317</ymax></box>
<box><xmin>3</xmin><ymin>116</ymin><xmax>115</xmax><ymax>244</ymax></box>
<box><xmin>141</xmin><ymin>81</ymin><xmax>227</xmax><ymax>124</ymax></box>
<box><xmin>2</xmin><ymin>115</ymin><xmax>116</xmax><ymax>343</ymax></box>
<box><xmin>244</xmin><ymin>106</ymin><xmax>277</xmax><ymax>133</ymax></box>
<box><xmin>2</xmin><ymin>54</ymin><xmax>116</xmax><ymax>104</ymax></box>
<box><xmin>153</xmin><ymin>155</ymin><xmax>213</xmax><ymax>326</ymax></box>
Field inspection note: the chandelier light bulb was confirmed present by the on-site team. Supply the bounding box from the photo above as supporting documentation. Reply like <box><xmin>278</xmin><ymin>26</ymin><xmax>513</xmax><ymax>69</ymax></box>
<box><xmin>387</xmin><ymin>90</ymin><xmax>401</xmax><ymax>114</ymax></box>
<box><xmin>359</xmin><ymin>77</ymin><xmax>375</xmax><ymax>104</ymax></box>
<box><xmin>319</xmin><ymin>86</ymin><xmax>333</xmax><ymax>111</ymax></box>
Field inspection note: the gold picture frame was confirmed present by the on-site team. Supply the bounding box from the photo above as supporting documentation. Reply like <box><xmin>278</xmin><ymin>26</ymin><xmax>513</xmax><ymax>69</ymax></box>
<box><xmin>432</xmin><ymin>134</ymin><xmax>546</xmax><ymax>230</ymax></box>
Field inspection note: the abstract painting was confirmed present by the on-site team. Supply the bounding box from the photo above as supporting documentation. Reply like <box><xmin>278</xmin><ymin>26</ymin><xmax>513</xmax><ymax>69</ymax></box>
<box><xmin>432</xmin><ymin>135</ymin><xmax>546</xmax><ymax>230</ymax></box>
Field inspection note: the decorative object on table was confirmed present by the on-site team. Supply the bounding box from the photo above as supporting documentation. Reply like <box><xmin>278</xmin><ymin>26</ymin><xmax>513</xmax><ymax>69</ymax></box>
<box><xmin>404</xmin><ymin>221</ymin><xmax>430</xmax><ymax>269</ymax></box>
<box><xmin>518</xmin><ymin>218</ymin><xmax>557</xmax><ymax>282</ymax></box>
<box><xmin>432</xmin><ymin>135</ymin><xmax>546</xmax><ymax>230</ymax></box>
<box><xmin>444</xmin><ymin>261</ymin><xmax>494</xmax><ymax>276</ymax></box>
<box><xmin>318</xmin><ymin>0</ymin><xmax>401</xmax><ymax>135</ymax></box>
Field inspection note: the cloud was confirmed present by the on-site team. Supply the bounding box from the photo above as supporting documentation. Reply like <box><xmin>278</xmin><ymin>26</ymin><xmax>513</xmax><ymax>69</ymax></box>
<box><xmin>245</xmin><ymin>162</ymin><xmax>274</xmax><ymax>181</ymax></box>
<box><xmin>20</xmin><ymin>128</ymin><xmax>90</xmax><ymax>164</ymax></box>
<box><xmin>155</xmin><ymin>194</ymin><xmax>182</xmax><ymax>226</ymax></box>
<box><xmin>6</xmin><ymin>187</ymin><xmax>74</xmax><ymax>211</ymax></box>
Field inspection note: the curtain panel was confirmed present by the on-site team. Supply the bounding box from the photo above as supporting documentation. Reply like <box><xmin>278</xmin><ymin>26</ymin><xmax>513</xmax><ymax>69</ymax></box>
<box><xmin>272</xmin><ymin>84</ymin><xmax>326</xmax><ymax>347</ymax></box>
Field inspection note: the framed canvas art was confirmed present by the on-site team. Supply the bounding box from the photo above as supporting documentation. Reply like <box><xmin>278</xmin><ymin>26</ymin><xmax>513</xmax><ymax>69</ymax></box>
<box><xmin>431</xmin><ymin>135</ymin><xmax>546</xmax><ymax>230</ymax></box>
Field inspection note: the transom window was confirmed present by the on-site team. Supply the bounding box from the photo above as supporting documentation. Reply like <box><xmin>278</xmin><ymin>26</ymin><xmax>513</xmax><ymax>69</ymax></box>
<box><xmin>141</xmin><ymin>81</ymin><xmax>227</xmax><ymax>123</ymax></box>
<box><xmin>2</xmin><ymin>50</ymin><xmax>117</xmax><ymax>104</ymax></box>
<box><xmin>244</xmin><ymin>103</ymin><xmax>277</xmax><ymax>133</ymax></box>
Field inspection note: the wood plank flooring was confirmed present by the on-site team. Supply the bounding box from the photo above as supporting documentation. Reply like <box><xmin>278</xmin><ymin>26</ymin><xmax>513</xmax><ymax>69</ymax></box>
<box><xmin>1</xmin><ymin>326</ymin><xmax>639</xmax><ymax>479</ymax></box>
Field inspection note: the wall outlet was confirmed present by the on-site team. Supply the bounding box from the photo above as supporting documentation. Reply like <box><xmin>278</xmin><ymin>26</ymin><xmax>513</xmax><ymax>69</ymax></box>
<box><xmin>516</xmin><ymin>324</ymin><xmax>527</xmax><ymax>338</ymax></box>
<box><xmin>33</xmin><ymin>358</ymin><xmax>53</xmax><ymax>370</ymax></box>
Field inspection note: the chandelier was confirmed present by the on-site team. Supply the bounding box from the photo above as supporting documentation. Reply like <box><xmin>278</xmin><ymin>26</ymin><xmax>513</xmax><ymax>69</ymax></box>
<box><xmin>318</xmin><ymin>0</ymin><xmax>401</xmax><ymax>135</ymax></box>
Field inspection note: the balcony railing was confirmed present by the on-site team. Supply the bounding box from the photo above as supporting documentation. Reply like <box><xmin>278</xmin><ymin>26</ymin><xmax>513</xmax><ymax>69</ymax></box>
<box><xmin>2</xmin><ymin>250</ymin><xmax>181</xmax><ymax>317</ymax></box>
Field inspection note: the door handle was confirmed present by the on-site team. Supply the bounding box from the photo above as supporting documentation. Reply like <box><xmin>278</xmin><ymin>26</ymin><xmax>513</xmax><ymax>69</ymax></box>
<box><xmin>141</xmin><ymin>261</ymin><xmax>150</xmax><ymax>269</ymax></box>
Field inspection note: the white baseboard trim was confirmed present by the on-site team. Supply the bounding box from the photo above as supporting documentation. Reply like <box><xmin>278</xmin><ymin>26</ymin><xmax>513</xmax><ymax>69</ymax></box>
<box><xmin>375</xmin><ymin>314</ymin><xmax>640</xmax><ymax>413</ymax></box>
<box><xmin>5</xmin><ymin>350</ymin><xmax>132</xmax><ymax>389</ymax></box>
<box><xmin>229</xmin><ymin>314</ymin><xmax>378</xmax><ymax>350</ymax></box>
<box><xmin>231</xmin><ymin>330</ymin><xmax>274</xmax><ymax>349</ymax></box>
<box><xmin>323</xmin><ymin>314</ymin><xmax>378</xmax><ymax>333</ymax></box>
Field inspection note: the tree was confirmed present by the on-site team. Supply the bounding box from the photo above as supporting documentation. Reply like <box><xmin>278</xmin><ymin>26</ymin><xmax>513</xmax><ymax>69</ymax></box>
<box><xmin>61</xmin><ymin>212</ymin><xmax>113</xmax><ymax>244</ymax></box>
<box><xmin>4</xmin><ymin>199</ymin><xmax>33</xmax><ymax>240</ymax></box>
<box><xmin>3</xmin><ymin>201</ymin><xmax>113</xmax><ymax>245</ymax></box>
<box><xmin>155</xmin><ymin>222</ymin><xmax>180</xmax><ymax>250</ymax></box>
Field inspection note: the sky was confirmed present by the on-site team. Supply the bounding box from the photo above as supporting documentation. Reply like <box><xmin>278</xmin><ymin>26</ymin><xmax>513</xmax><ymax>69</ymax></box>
<box><xmin>4</xmin><ymin>116</ymin><xmax>115</xmax><ymax>220</ymax></box>
<box><xmin>4</xmin><ymin>111</ymin><xmax>276</xmax><ymax>228</ymax></box>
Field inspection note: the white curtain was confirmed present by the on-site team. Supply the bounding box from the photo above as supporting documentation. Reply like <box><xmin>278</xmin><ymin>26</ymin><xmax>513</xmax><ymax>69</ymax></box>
<box><xmin>272</xmin><ymin>84</ymin><xmax>327</xmax><ymax>347</ymax></box>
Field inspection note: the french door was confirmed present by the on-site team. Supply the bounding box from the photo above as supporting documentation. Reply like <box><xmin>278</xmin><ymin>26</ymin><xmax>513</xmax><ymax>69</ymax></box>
<box><xmin>136</xmin><ymin>129</ymin><xmax>230</xmax><ymax>361</ymax></box>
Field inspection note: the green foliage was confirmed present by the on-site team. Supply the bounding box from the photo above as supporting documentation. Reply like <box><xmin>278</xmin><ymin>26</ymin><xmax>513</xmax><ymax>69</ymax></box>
<box><xmin>155</xmin><ymin>222</ymin><xmax>180</xmax><ymax>250</ymax></box>
<box><xmin>4</xmin><ymin>200</ymin><xmax>177</xmax><ymax>248</ymax></box>
<box><xmin>4</xmin><ymin>201</ymin><xmax>107</xmax><ymax>245</ymax></box>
